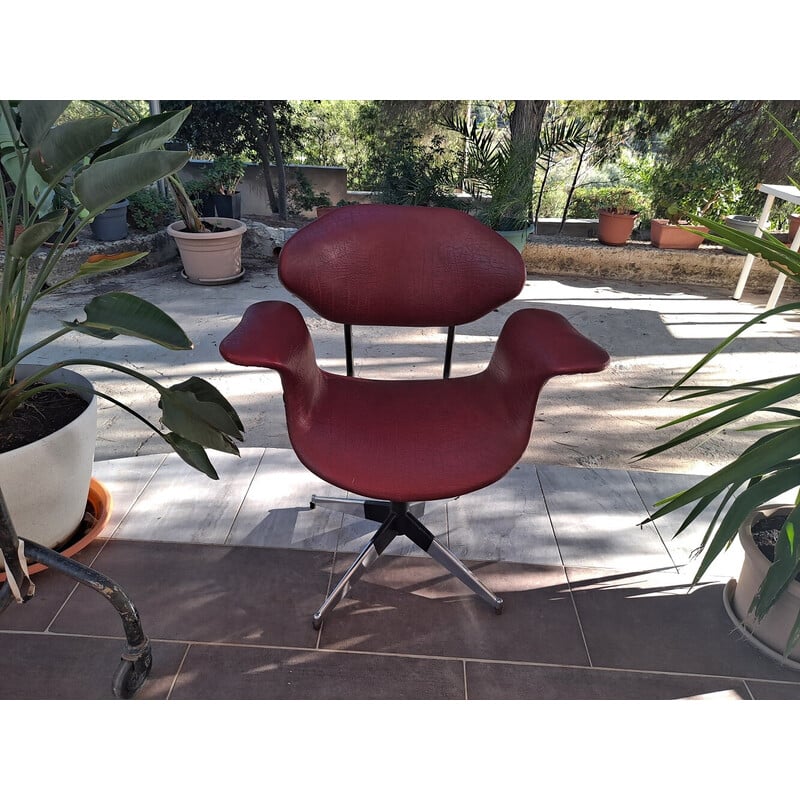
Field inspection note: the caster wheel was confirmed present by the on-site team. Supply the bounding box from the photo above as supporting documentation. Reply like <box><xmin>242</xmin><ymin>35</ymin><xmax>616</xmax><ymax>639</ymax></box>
<box><xmin>309</xmin><ymin>502</ymin><xmax>316</xmax><ymax>510</ymax></box>
<box><xmin>112</xmin><ymin>647</ymin><xmax>152</xmax><ymax>699</ymax></box>
<box><xmin>494</xmin><ymin>598</ymin><xmax>504</xmax><ymax>616</ymax></box>
<box><xmin>312</xmin><ymin>614</ymin><xmax>323</xmax><ymax>631</ymax></box>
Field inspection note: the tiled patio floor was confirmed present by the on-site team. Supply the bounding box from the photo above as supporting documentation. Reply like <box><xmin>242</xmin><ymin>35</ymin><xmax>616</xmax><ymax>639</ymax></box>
<box><xmin>2</xmin><ymin>447</ymin><xmax>799</xmax><ymax>700</ymax></box>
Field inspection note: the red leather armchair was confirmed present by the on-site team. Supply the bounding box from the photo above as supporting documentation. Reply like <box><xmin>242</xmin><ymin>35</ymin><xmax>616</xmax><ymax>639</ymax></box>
<box><xmin>220</xmin><ymin>204</ymin><xmax>609</xmax><ymax>629</ymax></box>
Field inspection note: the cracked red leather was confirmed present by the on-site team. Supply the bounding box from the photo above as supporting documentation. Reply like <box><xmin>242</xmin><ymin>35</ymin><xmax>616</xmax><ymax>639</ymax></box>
<box><xmin>220</xmin><ymin>302</ymin><xmax>609</xmax><ymax>503</ymax></box>
<box><xmin>278</xmin><ymin>204</ymin><xmax>526</xmax><ymax>326</ymax></box>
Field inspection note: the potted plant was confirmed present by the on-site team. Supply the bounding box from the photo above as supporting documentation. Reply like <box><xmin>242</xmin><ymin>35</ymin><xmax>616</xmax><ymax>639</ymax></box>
<box><xmin>721</xmin><ymin>214</ymin><xmax>759</xmax><ymax>254</ymax></box>
<box><xmin>649</xmin><ymin>209</ymin><xmax>709</xmax><ymax>250</ymax></box>
<box><xmin>442</xmin><ymin>115</ymin><xmax>536</xmax><ymax>252</ymax></box>
<box><xmin>648</xmin><ymin>161</ymin><xmax>742</xmax><ymax>250</ymax></box>
<box><xmin>206</xmin><ymin>154</ymin><xmax>245</xmax><ymax>219</ymax></box>
<box><xmin>85</xmin><ymin>104</ymin><xmax>248</xmax><ymax>285</ymax></box>
<box><xmin>790</xmin><ymin>212</ymin><xmax>800</xmax><ymax>241</ymax></box>
<box><xmin>0</xmin><ymin>100</ymin><xmax>243</xmax><ymax>553</ymax></box>
<box><xmin>166</xmin><ymin>155</ymin><xmax>247</xmax><ymax>284</ymax></box>
<box><xmin>596</xmin><ymin>188</ymin><xmax>639</xmax><ymax>247</ymax></box>
<box><xmin>638</xmin><ymin>115</ymin><xmax>800</xmax><ymax>665</ymax></box>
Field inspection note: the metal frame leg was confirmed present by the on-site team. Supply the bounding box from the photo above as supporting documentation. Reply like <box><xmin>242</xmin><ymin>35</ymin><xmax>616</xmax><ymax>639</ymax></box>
<box><xmin>0</xmin><ymin>487</ymin><xmax>151</xmax><ymax>699</ymax></box>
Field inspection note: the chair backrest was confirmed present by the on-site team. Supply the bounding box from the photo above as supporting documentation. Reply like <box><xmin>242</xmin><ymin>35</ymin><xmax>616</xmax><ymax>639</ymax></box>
<box><xmin>278</xmin><ymin>204</ymin><xmax>526</xmax><ymax>327</ymax></box>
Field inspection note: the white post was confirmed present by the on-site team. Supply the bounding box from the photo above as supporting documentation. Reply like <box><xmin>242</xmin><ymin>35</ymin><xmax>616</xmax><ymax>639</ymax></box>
<box><xmin>765</xmin><ymin>220</ymin><xmax>800</xmax><ymax>310</ymax></box>
<box><xmin>733</xmin><ymin>193</ymin><xmax>774</xmax><ymax>300</ymax></box>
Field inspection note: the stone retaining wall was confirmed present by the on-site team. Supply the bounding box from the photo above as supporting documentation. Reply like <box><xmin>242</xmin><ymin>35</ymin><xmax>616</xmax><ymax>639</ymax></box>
<box><xmin>522</xmin><ymin>235</ymin><xmax>800</xmax><ymax>297</ymax></box>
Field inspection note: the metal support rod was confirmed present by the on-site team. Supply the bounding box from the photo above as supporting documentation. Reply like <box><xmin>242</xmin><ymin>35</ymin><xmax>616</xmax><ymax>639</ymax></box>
<box><xmin>21</xmin><ymin>540</ymin><xmax>150</xmax><ymax>656</ymax></box>
<box><xmin>344</xmin><ymin>324</ymin><xmax>354</xmax><ymax>377</ymax></box>
<box><xmin>443</xmin><ymin>326</ymin><xmax>455</xmax><ymax>379</ymax></box>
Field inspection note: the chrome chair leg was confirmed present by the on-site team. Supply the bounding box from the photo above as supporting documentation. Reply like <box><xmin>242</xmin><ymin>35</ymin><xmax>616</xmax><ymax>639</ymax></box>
<box><xmin>426</xmin><ymin>538</ymin><xmax>504</xmax><ymax>613</ymax></box>
<box><xmin>313</xmin><ymin>538</ymin><xmax>381</xmax><ymax>630</ymax></box>
<box><xmin>310</xmin><ymin>501</ymin><xmax>503</xmax><ymax>628</ymax></box>
<box><xmin>312</xmin><ymin>510</ymin><xmax>399</xmax><ymax>630</ymax></box>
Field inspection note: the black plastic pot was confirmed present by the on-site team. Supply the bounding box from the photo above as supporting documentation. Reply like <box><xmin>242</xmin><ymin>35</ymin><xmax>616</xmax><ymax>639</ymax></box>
<box><xmin>90</xmin><ymin>199</ymin><xmax>129</xmax><ymax>242</ymax></box>
<box><xmin>213</xmin><ymin>192</ymin><xmax>241</xmax><ymax>220</ymax></box>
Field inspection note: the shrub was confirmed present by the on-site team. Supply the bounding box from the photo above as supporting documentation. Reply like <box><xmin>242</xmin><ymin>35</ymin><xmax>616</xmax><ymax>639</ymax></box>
<box><xmin>649</xmin><ymin>161</ymin><xmax>745</xmax><ymax>222</ymax></box>
<box><xmin>287</xmin><ymin>171</ymin><xmax>331</xmax><ymax>214</ymax></box>
<box><xmin>368</xmin><ymin>126</ymin><xmax>465</xmax><ymax>209</ymax></box>
<box><xmin>569</xmin><ymin>186</ymin><xmax>652</xmax><ymax>221</ymax></box>
<box><xmin>128</xmin><ymin>188</ymin><xmax>177</xmax><ymax>233</ymax></box>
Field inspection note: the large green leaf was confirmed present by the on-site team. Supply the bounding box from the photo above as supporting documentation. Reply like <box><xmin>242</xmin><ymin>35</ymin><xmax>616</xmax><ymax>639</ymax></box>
<box><xmin>692</xmin><ymin>469</ymin><xmax>800</xmax><ymax>582</ymax></box>
<box><xmin>167</xmin><ymin>376</ymin><xmax>244</xmax><ymax>435</ymax></box>
<box><xmin>0</xmin><ymin>109</ymin><xmax>52</xmax><ymax>211</ymax></box>
<box><xmin>75</xmin><ymin>251</ymin><xmax>148</xmax><ymax>276</ymax></box>
<box><xmin>64</xmin><ymin>292</ymin><xmax>192</xmax><ymax>349</ymax></box>
<box><xmin>648</xmin><ymin>431</ymin><xmax>800</xmax><ymax>521</ymax></box>
<box><xmin>159</xmin><ymin>385</ymin><xmax>242</xmax><ymax>453</ymax></box>
<box><xmin>92</xmin><ymin>108</ymin><xmax>192</xmax><ymax>162</ymax></box>
<box><xmin>638</xmin><ymin>374</ymin><xmax>800</xmax><ymax>460</ymax></box>
<box><xmin>73</xmin><ymin>150</ymin><xmax>190</xmax><ymax>215</ymax></box>
<box><xmin>162</xmin><ymin>432</ymin><xmax>219</xmax><ymax>480</ymax></box>
<box><xmin>7</xmin><ymin>210</ymin><xmax>67</xmax><ymax>257</ymax></box>
<box><xmin>30</xmin><ymin>116</ymin><xmax>113</xmax><ymax>185</ymax></box>
<box><xmin>19</xmin><ymin>101</ymin><xmax>70</xmax><ymax>147</ymax></box>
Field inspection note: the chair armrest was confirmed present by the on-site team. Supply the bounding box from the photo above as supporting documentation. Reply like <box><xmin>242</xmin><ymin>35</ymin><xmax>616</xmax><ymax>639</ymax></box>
<box><xmin>490</xmin><ymin>308</ymin><xmax>610</xmax><ymax>383</ymax></box>
<box><xmin>220</xmin><ymin>301</ymin><xmax>319</xmax><ymax>385</ymax></box>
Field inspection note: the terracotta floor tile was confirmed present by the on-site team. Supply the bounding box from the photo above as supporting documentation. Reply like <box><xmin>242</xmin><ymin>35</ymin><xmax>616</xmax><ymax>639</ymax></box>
<box><xmin>318</xmin><ymin>555</ymin><xmax>589</xmax><ymax>666</ymax></box>
<box><xmin>48</xmin><ymin>540</ymin><xmax>333</xmax><ymax>650</ymax></box>
<box><xmin>0</xmin><ymin>632</ymin><xmax>186</xmax><ymax>700</ymax></box>
<box><xmin>567</xmin><ymin>565</ymin><xmax>800</xmax><ymax>683</ymax></box>
<box><xmin>465</xmin><ymin>661</ymin><xmax>749</xmax><ymax>700</ymax></box>
<box><xmin>171</xmin><ymin>643</ymin><xmax>465</xmax><ymax>700</ymax></box>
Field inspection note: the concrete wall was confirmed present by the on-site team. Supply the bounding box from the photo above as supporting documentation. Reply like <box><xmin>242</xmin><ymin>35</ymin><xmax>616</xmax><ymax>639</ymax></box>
<box><xmin>179</xmin><ymin>160</ymin><xmax>349</xmax><ymax>217</ymax></box>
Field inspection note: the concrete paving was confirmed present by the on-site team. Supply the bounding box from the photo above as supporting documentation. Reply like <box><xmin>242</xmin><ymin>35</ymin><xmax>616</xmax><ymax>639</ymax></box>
<box><xmin>21</xmin><ymin>248</ymin><xmax>800</xmax><ymax>476</ymax></box>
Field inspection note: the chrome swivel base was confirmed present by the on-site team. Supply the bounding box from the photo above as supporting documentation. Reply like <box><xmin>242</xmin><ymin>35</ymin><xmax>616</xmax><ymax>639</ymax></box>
<box><xmin>310</xmin><ymin>495</ymin><xmax>503</xmax><ymax>630</ymax></box>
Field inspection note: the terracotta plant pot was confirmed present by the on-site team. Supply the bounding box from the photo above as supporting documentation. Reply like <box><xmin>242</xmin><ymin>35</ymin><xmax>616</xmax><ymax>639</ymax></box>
<box><xmin>650</xmin><ymin>218</ymin><xmax>708</xmax><ymax>249</ymax></box>
<box><xmin>789</xmin><ymin>213</ymin><xmax>800</xmax><ymax>242</ymax></box>
<box><xmin>0</xmin><ymin>477</ymin><xmax>111</xmax><ymax>580</ymax></box>
<box><xmin>724</xmin><ymin>504</ymin><xmax>800</xmax><ymax>667</ymax></box>
<box><xmin>168</xmin><ymin>217</ymin><xmax>247</xmax><ymax>285</ymax></box>
<box><xmin>597</xmin><ymin>210</ymin><xmax>637</xmax><ymax>246</ymax></box>
<box><xmin>0</xmin><ymin>366</ymin><xmax>97</xmax><ymax>550</ymax></box>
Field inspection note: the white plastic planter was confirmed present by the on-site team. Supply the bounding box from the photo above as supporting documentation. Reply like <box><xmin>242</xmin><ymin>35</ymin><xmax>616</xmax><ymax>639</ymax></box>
<box><xmin>0</xmin><ymin>366</ymin><xmax>97</xmax><ymax>550</ymax></box>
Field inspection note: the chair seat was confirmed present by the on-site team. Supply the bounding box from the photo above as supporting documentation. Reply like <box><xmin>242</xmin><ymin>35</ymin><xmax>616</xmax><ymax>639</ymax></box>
<box><xmin>288</xmin><ymin>368</ymin><xmax>535</xmax><ymax>502</ymax></box>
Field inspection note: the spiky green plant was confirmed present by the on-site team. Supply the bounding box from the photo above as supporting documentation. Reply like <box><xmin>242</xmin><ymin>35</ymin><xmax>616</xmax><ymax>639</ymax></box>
<box><xmin>638</xmin><ymin>114</ymin><xmax>800</xmax><ymax>657</ymax></box>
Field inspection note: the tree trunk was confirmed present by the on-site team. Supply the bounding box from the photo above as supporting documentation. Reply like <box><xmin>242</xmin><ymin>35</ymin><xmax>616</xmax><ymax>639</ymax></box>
<box><xmin>560</xmin><ymin>136</ymin><xmax>590</xmax><ymax>232</ymax></box>
<box><xmin>508</xmin><ymin>100</ymin><xmax>548</xmax><ymax>223</ymax></box>
<box><xmin>254</xmin><ymin>128</ymin><xmax>278</xmax><ymax>214</ymax></box>
<box><xmin>263</xmin><ymin>100</ymin><xmax>288</xmax><ymax>221</ymax></box>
